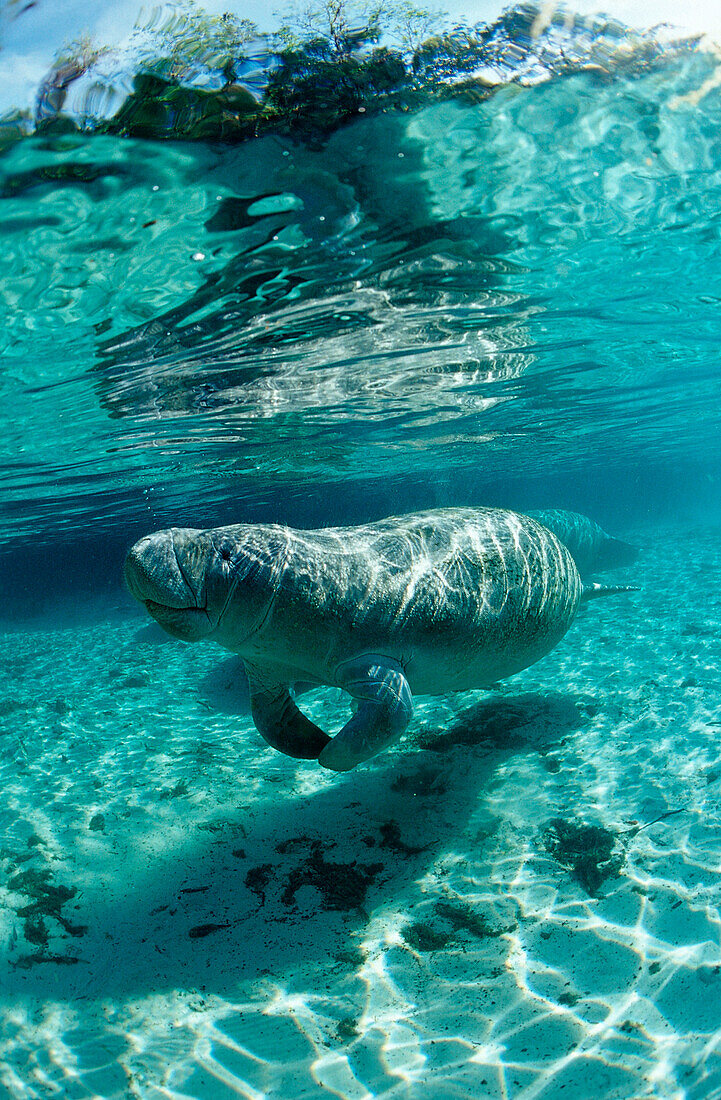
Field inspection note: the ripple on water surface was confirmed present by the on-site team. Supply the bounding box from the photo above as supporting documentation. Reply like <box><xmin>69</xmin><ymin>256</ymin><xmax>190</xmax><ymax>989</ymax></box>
<box><xmin>3</xmin><ymin>41</ymin><xmax>721</xmax><ymax>540</ymax></box>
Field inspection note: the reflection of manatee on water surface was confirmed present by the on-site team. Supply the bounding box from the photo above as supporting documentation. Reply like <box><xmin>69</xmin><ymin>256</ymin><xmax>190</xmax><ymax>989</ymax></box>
<box><xmin>524</xmin><ymin>508</ymin><xmax>639</xmax><ymax>578</ymax></box>
<box><xmin>125</xmin><ymin>507</ymin><xmax>639</xmax><ymax>773</ymax></box>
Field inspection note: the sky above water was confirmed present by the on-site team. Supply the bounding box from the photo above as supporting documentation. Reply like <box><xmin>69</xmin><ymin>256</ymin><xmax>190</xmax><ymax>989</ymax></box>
<box><xmin>1</xmin><ymin>0</ymin><xmax>720</xmax><ymax>118</ymax></box>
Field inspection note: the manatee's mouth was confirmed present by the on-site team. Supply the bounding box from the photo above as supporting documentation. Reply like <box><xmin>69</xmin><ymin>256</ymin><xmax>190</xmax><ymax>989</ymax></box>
<box><xmin>142</xmin><ymin>599</ymin><xmax>214</xmax><ymax>641</ymax></box>
<box><xmin>144</xmin><ymin>599</ymin><xmax>205</xmax><ymax>616</ymax></box>
<box><xmin>607</xmin><ymin>537</ymin><xmax>639</xmax><ymax>568</ymax></box>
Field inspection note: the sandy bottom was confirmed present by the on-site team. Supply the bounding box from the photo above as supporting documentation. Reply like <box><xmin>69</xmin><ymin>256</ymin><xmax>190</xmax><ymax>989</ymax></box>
<box><xmin>1</xmin><ymin>523</ymin><xmax>720</xmax><ymax>1099</ymax></box>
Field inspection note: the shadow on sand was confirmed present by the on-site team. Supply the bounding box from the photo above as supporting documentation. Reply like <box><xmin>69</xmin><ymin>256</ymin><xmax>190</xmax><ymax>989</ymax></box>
<box><xmin>1</xmin><ymin>690</ymin><xmax>589</xmax><ymax>1003</ymax></box>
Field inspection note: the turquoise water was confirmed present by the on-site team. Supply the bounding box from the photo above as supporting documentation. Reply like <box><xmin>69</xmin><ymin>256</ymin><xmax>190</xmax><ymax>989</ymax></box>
<box><xmin>1</xmin><ymin>3</ymin><xmax>721</xmax><ymax>1097</ymax></box>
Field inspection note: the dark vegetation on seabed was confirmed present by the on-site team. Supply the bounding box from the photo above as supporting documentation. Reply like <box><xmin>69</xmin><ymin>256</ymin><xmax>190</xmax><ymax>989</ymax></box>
<box><xmin>4</xmin><ymin>0</ymin><xmax>679</xmax><ymax>146</ymax></box>
<box><xmin>541</xmin><ymin>817</ymin><xmax>625</xmax><ymax>896</ymax></box>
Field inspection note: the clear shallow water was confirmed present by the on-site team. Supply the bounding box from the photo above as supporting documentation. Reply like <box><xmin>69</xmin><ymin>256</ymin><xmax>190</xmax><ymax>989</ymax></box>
<box><xmin>1</xmin><ymin>3</ymin><xmax>721</xmax><ymax>1097</ymax></box>
<box><xmin>2</xmin><ymin>526</ymin><xmax>721</xmax><ymax>1098</ymax></box>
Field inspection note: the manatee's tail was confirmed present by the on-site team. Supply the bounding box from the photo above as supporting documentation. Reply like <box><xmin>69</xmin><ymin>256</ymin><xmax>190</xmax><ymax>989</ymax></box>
<box><xmin>581</xmin><ymin>582</ymin><xmax>641</xmax><ymax>602</ymax></box>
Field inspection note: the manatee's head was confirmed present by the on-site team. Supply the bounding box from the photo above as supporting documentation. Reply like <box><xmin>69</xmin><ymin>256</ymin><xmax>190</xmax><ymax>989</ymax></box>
<box><xmin>124</xmin><ymin>525</ymin><xmax>275</xmax><ymax>645</ymax></box>
<box><xmin>598</xmin><ymin>536</ymin><xmax>640</xmax><ymax>571</ymax></box>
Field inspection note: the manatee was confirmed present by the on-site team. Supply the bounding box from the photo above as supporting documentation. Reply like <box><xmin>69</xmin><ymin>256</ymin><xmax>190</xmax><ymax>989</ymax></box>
<box><xmin>525</xmin><ymin>509</ymin><xmax>639</xmax><ymax>577</ymax></box>
<box><xmin>124</xmin><ymin>507</ymin><xmax>637</xmax><ymax>772</ymax></box>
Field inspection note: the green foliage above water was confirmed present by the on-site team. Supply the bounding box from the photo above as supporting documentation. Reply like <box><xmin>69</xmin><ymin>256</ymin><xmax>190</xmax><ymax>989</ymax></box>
<box><xmin>263</xmin><ymin>37</ymin><xmax>409</xmax><ymax>139</ymax></box>
<box><xmin>130</xmin><ymin>2</ymin><xmax>259</xmax><ymax>86</ymax></box>
<box><xmin>23</xmin><ymin>0</ymin><xmax>672</xmax><ymax>145</ymax></box>
<box><xmin>273</xmin><ymin>0</ymin><xmax>444</xmax><ymax>55</ymax></box>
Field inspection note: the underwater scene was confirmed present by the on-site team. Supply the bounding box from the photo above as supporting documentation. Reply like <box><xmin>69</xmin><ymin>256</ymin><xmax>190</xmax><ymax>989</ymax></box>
<box><xmin>1</xmin><ymin>0</ymin><xmax>721</xmax><ymax>1096</ymax></box>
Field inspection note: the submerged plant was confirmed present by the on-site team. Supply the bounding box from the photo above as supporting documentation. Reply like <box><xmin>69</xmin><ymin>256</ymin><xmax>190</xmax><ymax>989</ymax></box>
<box><xmin>541</xmin><ymin>817</ymin><xmax>625</xmax><ymax>896</ymax></box>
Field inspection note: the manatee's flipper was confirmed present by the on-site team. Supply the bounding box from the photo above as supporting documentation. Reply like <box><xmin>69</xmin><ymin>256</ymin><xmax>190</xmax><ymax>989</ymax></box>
<box><xmin>245</xmin><ymin>663</ymin><xmax>330</xmax><ymax>759</ymax></box>
<box><xmin>318</xmin><ymin>655</ymin><xmax>414</xmax><ymax>772</ymax></box>
<box><xmin>581</xmin><ymin>582</ymin><xmax>640</xmax><ymax>602</ymax></box>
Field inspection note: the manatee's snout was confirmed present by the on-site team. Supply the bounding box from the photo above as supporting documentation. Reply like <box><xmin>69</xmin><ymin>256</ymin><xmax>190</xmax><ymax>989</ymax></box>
<box><xmin>125</xmin><ymin>531</ymin><xmax>195</xmax><ymax>606</ymax></box>
<box><xmin>124</xmin><ymin>528</ymin><xmax>216</xmax><ymax>641</ymax></box>
<box><xmin>603</xmin><ymin>536</ymin><xmax>640</xmax><ymax>570</ymax></box>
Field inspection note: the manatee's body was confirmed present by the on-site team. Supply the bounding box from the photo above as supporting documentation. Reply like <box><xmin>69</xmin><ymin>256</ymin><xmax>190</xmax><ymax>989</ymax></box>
<box><xmin>124</xmin><ymin>507</ymin><xmax>633</xmax><ymax>771</ymax></box>
<box><xmin>525</xmin><ymin>509</ymin><xmax>638</xmax><ymax>577</ymax></box>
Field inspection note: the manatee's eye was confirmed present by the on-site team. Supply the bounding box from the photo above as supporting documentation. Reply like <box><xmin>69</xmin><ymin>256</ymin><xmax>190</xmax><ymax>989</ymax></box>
<box><xmin>220</xmin><ymin>547</ymin><xmax>231</xmax><ymax>563</ymax></box>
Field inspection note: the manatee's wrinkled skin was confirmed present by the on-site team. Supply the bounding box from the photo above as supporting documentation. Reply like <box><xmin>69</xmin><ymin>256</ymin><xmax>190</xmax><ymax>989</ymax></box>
<box><xmin>525</xmin><ymin>509</ymin><xmax>638</xmax><ymax>577</ymax></box>
<box><xmin>125</xmin><ymin>508</ymin><xmax>584</xmax><ymax>769</ymax></box>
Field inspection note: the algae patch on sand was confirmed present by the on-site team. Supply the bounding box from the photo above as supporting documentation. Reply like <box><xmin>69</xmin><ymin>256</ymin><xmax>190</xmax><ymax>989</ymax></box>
<box><xmin>541</xmin><ymin>817</ymin><xmax>625</xmax><ymax>896</ymax></box>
